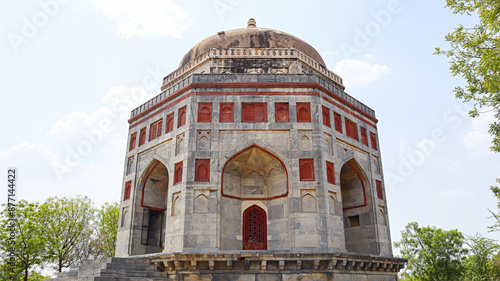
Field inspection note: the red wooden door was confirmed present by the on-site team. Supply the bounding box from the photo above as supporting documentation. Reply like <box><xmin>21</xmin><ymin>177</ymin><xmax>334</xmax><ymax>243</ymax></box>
<box><xmin>243</xmin><ymin>205</ymin><xmax>267</xmax><ymax>250</ymax></box>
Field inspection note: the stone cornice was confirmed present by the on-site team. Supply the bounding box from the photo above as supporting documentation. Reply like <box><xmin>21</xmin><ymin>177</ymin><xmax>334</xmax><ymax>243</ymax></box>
<box><xmin>149</xmin><ymin>252</ymin><xmax>406</xmax><ymax>273</ymax></box>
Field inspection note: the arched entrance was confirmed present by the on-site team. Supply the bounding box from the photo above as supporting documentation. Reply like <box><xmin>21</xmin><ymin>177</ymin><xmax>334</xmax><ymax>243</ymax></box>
<box><xmin>243</xmin><ymin>205</ymin><xmax>267</xmax><ymax>250</ymax></box>
<box><xmin>220</xmin><ymin>145</ymin><xmax>289</xmax><ymax>250</ymax></box>
<box><xmin>140</xmin><ymin>160</ymin><xmax>169</xmax><ymax>254</ymax></box>
<box><xmin>340</xmin><ymin>159</ymin><xmax>377</xmax><ymax>254</ymax></box>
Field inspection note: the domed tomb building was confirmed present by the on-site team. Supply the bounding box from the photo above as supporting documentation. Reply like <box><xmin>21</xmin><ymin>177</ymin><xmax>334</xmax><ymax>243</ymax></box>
<box><xmin>116</xmin><ymin>19</ymin><xmax>405</xmax><ymax>280</ymax></box>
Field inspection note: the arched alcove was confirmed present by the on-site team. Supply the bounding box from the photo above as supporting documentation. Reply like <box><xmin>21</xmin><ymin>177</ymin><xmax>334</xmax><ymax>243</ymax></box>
<box><xmin>220</xmin><ymin>145</ymin><xmax>289</xmax><ymax>251</ymax></box>
<box><xmin>139</xmin><ymin>160</ymin><xmax>169</xmax><ymax>254</ymax></box>
<box><xmin>340</xmin><ymin>159</ymin><xmax>377</xmax><ymax>255</ymax></box>
<box><xmin>141</xmin><ymin>161</ymin><xmax>169</xmax><ymax>210</ymax></box>
<box><xmin>222</xmin><ymin>145</ymin><xmax>288</xmax><ymax>200</ymax></box>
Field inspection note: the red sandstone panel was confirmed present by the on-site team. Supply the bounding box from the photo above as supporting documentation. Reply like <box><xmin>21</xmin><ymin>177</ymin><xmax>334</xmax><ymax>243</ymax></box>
<box><xmin>242</xmin><ymin>103</ymin><xmax>267</xmax><ymax>122</ymax></box>
<box><xmin>326</xmin><ymin>161</ymin><xmax>334</xmax><ymax>184</ymax></box>
<box><xmin>299</xmin><ymin>159</ymin><xmax>315</xmax><ymax>181</ymax></box>
<box><xmin>166</xmin><ymin>113</ymin><xmax>174</xmax><ymax>133</ymax></box>
<box><xmin>178</xmin><ymin>106</ymin><xmax>187</xmax><ymax>128</ymax></box>
<box><xmin>334</xmin><ymin>113</ymin><xmax>342</xmax><ymax>133</ymax></box>
<box><xmin>124</xmin><ymin>181</ymin><xmax>131</xmax><ymax>200</ymax></box>
<box><xmin>195</xmin><ymin>159</ymin><xmax>210</xmax><ymax>182</ymax></box>
<box><xmin>129</xmin><ymin>132</ymin><xmax>137</xmax><ymax>151</ymax></box>
<box><xmin>376</xmin><ymin>180</ymin><xmax>383</xmax><ymax>199</ymax></box>
<box><xmin>139</xmin><ymin>127</ymin><xmax>147</xmax><ymax>146</ymax></box>
<box><xmin>174</xmin><ymin>161</ymin><xmax>183</xmax><ymax>185</ymax></box>
<box><xmin>198</xmin><ymin>103</ymin><xmax>212</xmax><ymax>123</ymax></box>
<box><xmin>361</xmin><ymin>127</ymin><xmax>368</xmax><ymax>146</ymax></box>
<box><xmin>322</xmin><ymin>106</ymin><xmax>330</xmax><ymax>127</ymax></box>
<box><xmin>275</xmin><ymin>103</ymin><xmax>289</xmax><ymax>122</ymax></box>
<box><xmin>297</xmin><ymin>103</ymin><xmax>311</xmax><ymax>122</ymax></box>
<box><xmin>345</xmin><ymin>118</ymin><xmax>358</xmax><ymax>141</ymax></box>
<box><xmin>220</xmin><ymin>102</ymin><xmax>234</xmax><ymax>122</ymax></box>
<box><xmin>371</xmin><ymin>132</ymin><xmax>377</xmax><ymax>150</ymax></box>
<box><xmin>149</xmin><ymin>119</ymin><xmax>163</xmax><ymax>141</ymax></box>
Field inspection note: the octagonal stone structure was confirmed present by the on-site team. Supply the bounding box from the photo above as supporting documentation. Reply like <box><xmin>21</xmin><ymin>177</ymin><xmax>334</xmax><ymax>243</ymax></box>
<box><xmin>113</xmin><ymin>19</ymin><xmax>405</xmax><ymax>280</ymax></box>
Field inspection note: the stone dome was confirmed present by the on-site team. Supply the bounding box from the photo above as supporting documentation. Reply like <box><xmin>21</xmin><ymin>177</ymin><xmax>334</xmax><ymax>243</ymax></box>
<box><xmin>179</xmin><ymin>19</ymin><xmax>326</xmax><ymax>67</ymax></box>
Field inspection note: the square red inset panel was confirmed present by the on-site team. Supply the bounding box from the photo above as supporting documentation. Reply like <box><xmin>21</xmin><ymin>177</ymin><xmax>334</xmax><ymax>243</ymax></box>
<box><xmin>275</xmin><ymin>103</ymin><xmax>289</xmax><ymax>122</ymax></box>
<box><xmin>326</xmin><ymin>161</ymin><xmax>334</xmax><ymax>184</ymax></box>
<box><xmin>242</xmin><ymin>103</ymin><xmax>267</xmax><ymax>122</ymax></box>
<box><xmin>334</xmin><ymin>113</ymin><xmax>342</xmax><ymax>133</ymax></box>
<box><xmin>139</xmin><ymin>127</ymin><xmax>147</xmax><ymax>146</ymax></box>
<box><xmin>174</xmin><ymin>161</ymin><xmax>183</xmax><ymax>185</ymax></box>
<box><xmin>178</xmin><ymin>106</ymin><xmax>187</xmax><ymax>128</ymax></box>
<box><xmin>297</xmin><ymin>103</ymin><xmax>311</xmax><ymax>122</ymax></box>
<box><xmin>195</xmin><ymin>159</ymin><xmax>210</xmax><ymax>182</ymax></box>
<box><xmin>361</xmin><ymin>127</ymin><xmax>368</xmax><ymax>146</ymax></box>
<box><xmin>299</xmin><ymin>159</ymin><xmax>315</xmax><ymax>181</ymax></box>
<box><xmin>322</xmin><ymin>106</ymin><xmax>330</xmax><ymax>127</ymax></box>
<box><xmin>198</xmin><ymin>103</ymin><xmax>212</xmax><ymax>123</ymax></box>
<box><xmin>220</xmin><ymin>102</ymin><xmax>234</xmax><ymax>122</ymax></box>
<box><xmin>370</xmin><ymin>132</ymin><xmax>377</xmax><ymax>150</ymax></box>
<box><xmin>129</xmin><ymin>132</ymin><xmax>137</xmax><ymax>151</ymax></box>
<box><xmin>376</xmin><ymin>180</ymin><xmax>383</xmax><ymax>199</ymax></box>
<box><xmin>166</xmin><ymin>113</ymin><xmax>174</xmax><ymax>133</ymax></box>
<box><xmin>345</xmin><ymin>118</ymin><xmax>358</xmax><ymax>141</ymax></box>
<box><xmin>124</xmin><ymin>181</ymin><xmax>131</xmax><ymax>200</ymax></box>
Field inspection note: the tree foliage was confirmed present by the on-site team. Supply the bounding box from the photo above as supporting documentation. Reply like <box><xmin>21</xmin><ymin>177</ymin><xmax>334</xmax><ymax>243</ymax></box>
<box><xmin>489</xmin><ymin>179</ymin><xmax>500</xmax><ymax>231</ymax></box>
<box><xmin>462</xmin><ymin>234</ymin><xmax>500</xmax><ymax>280</ymax></box>
<box><xmin>395</xmin><ymin>222</ymin><xmax>467</xmax><ymax>281</ymax></box>
<box><xmin>0</xmin><ymin>196</ymin><xmax>119</xmax><ymax>279</ymax></box>
<box><xmin>93</xmin><ymin>202</ymin><xmax>119</xmax><ymax>259</ymax></box>
<box><xmin>435</xmin><ymin>0</ymin><xmax>500</xmax><ymax>153</ymax></box>
<box><xmin>43</xmin><ymin>195</ymin><xmax>95</xmax><ymax>272</ymax></box>
<box><xmin>0</xmin><ymin>201</ymin><xmax>48</xmax><ymax>281</ymax></box>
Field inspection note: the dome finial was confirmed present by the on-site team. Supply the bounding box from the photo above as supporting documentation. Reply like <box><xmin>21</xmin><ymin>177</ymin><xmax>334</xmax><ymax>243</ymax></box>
<box><xmin>247</xmin><ymin>18</ymin><xmax>256</xmax><ymax>28</ymax></box>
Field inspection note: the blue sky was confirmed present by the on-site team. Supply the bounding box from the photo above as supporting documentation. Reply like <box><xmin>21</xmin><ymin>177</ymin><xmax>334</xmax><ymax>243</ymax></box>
<box><xmin>1</xmin><ymin>0</ymin><xmax>499</xmax><ymax>249</ymax></box>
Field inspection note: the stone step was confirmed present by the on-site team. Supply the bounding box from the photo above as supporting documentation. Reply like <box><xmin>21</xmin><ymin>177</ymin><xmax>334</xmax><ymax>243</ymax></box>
<box><xmin>57</xmin><ymin>269</ymin><xmax>164</xmax><ymax>278</ymax></box>
<box><xmin>70</xmin><ymin>262</ymin><xmax>155</xmax><ymax>272</ymax></box>
<box><xmin>46</xmin><ymin>277</ymin><xmax>168</xmax><ymax>281</ymax></box>
<box><xmin>47</xmin><ymin>257</ymin><xmax>166</xmax><ymax>280</ymax></box>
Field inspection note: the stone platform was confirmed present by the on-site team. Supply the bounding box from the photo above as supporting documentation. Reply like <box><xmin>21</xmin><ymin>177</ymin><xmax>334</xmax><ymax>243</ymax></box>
<box><xmin>48</xmin><ymin>252</ymin><xmax>406</xmax><ymax>281</ymax></box>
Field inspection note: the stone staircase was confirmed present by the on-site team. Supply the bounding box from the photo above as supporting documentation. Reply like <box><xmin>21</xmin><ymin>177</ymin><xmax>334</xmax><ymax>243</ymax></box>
<box><xmin>46</xmin><ymin>257</ymin><xmax>170</xmax><ymax>281</ymax></box>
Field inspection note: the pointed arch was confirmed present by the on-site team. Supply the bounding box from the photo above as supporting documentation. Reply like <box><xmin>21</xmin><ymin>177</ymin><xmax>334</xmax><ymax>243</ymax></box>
<box><xmin>140</xmin><ymin>159</ymin><xmax>169</xmax><ymax>211</ymax></box>
<box><xmin>242</xmin><ymin>205</ymin><xmax>267</xmax><ymax>250</ymax></box>
<box><xmin>339</xmin><ymin>158</ymin><xmax>367</xmax><ymax>210</ymax></box>
<box><xmin>299</xmin><ymin>135</ymin><xmax>312</xmax><ymax>151</ymax></box>
<box><xmin>194</xmin><ymin>194</ymin><xmax>209</xmax><ymax>213</ymax></box>
<box><xmin>301</xmin><ymin>194</ymin><xmax>316</xmax><ymax>213</ymax></box>
<box><xmin>329</xmin><ymin>195</ymin><xmax>337</xmax><ymax>215</ymax></box>
<box><xmin>340</xmin><ymin>158</ymin><xmax>377</xmax><ymax>254</ymax></box>
<box><xmin>221</xmin><ymin>144</ymin><xmax>288</xmax><ymax>200</ymax></box>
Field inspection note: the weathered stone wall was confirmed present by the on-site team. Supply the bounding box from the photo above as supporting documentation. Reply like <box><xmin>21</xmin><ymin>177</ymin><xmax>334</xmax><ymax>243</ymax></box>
<box><xmin>116</xmin><ymin>72</ymin><xmax>392</xmax><ymax>258</ymax></box>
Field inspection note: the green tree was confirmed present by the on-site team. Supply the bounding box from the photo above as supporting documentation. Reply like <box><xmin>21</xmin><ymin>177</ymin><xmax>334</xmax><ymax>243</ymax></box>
<box><xmin>395</xmin><ymin>222</ymin><xmax>467</xmax><ymax>281</ymax></box>
<box><xmin>435</xmin><ymin>0</ymin><xmax>500</xmax><ymax>153</ymax></box>
<box><xmin>93</xmin><ymin>202</ymin><xmax>119</xmax><ymax>258</ymax></box>
<box><xmin>0</xmin><ymin>201</ymin><xmax>48</xmax><ymax>281</ymax></box>
<box><xmin>462</xmin><ymin>234</ymin><xmax>500</xmax><ymax>280</ymax></box>
<box><xmin>42</xmin><ymin>195</ymin><xmax>95</xmax><ymax>272</ymax></box>
<box><xmin>489</xmin><ymin>179</ymin><xmax>500</xmax><ymax>231</ymax></box>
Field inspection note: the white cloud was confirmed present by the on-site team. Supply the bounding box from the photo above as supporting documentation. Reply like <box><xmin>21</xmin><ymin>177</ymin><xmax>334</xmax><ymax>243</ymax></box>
<box><xmin>47</xmin><ymin>107</ymin><xmax>116</xmax><ymax>139</ymax></box>
<box><xmin>0</xmin><ymin>86</ymin><xmax>152</xmax><ymax>206</ymax></box>
<box><xmin>463</xmin><ymin>110</ymin><xmax>495</xmax><ymax>156</ymax></box>
<box><xmin>334</xmin><ymin>59</ymin><xmax>390</xmax><ymax>88</ymax></box>
<box><xmin>94</xmin><ymin>0</ymin><xmax>193</xmax><ymax>39</ymax></box>
<box><xmin>438</xmin><ymin>189</ymin><xmax>474</xmax><ymax>199</ymax></box>
<box><xmin>102</xmin><ymin>86</ymin><xmax>156</xmax><ymax>121</ymax></box>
